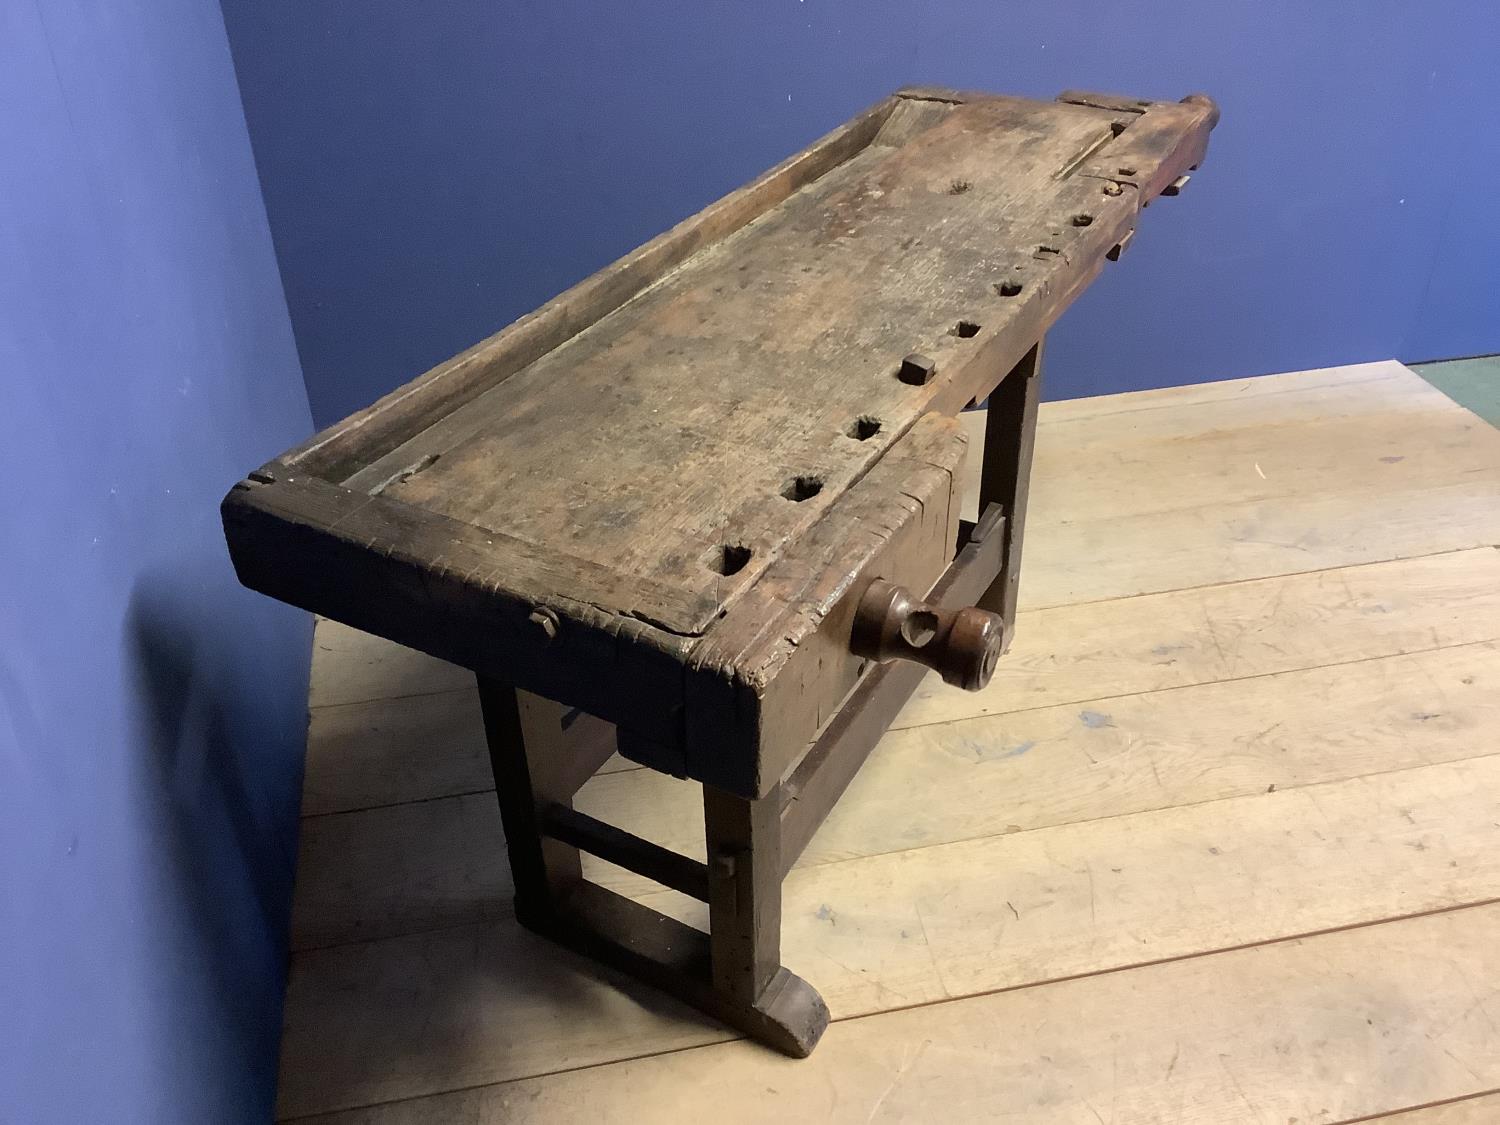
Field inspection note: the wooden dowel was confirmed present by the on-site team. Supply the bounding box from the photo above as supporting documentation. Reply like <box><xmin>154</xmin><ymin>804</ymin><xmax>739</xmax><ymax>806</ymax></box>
<box><xmin>540</xmin><ymin>804</ymin><xmax>711</xmax><ymax>902</ymax></box>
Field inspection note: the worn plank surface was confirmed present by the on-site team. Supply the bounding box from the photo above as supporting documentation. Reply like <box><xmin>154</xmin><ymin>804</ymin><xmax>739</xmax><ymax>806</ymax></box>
<box><xmin>309</xmin><ymin>618</ymin><xmax>471</xmax><ymax>709</ymax></box>
<box><xmin>989</xmin><ymin>358</ymin><xmax>1500</xmax><ymax>610</ymax></box>
<box><xmin>660</xmin><ymin>752</ymin><xmax>1500</xmax><ymax>1012</ymax></box>
<box><xmin>301</xmin><ymin>905</ymin><xmax>1500</xmax><ymax>1125</ymax></box>
<box><xmin>1370</xmin><ymin>1093</ymin><xmax>1500</xmax><ymax>1123</ymax></box>
<box><xmin>280</xmin><ymin>747</ymin><xmax>1500</xmax><ymax>1106</ymax></box>
<box><xmin>226</xmin><ymin>90</ymin><xmax>1216</xmax><ymax>802</ymax></box>
<box><xmin>292</xmin><ymin>638</ymin><xmax>1499</xmax><ymax>935</ymax></box>
<box><xmin>276</xmin><ymin>361</ymin><xmax>1500</xmax><ymax>1121</ymax></box>
<box><xmin>897</xmin><ymin>545</ymin><xmax>1500</xmax><ymax>728</ymax></box>
<box><xmin>356</xmin><ymin>95</ymin><xmax>1180</xmax><ymax>618</ymax></box>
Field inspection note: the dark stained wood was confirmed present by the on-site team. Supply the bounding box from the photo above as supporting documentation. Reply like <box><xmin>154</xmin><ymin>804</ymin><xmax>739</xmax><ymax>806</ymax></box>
<box><xmin>780</xmin><ymin>503</ymin><xmax>1008</xmax><ymax>872</ymax></box>
<box><xmin>482</xmin><ymin>680</ymin><xmax>825</xmax><ymax>1055</ymax></box>
<box><xmin>978</xmin><ymin>340</ymin><xmax>1045</xmax><ymax>627</ymax></box>
<box><xmin>849</xmin><ymin>578</ymin><xmax>1005</xmax><ymax>690</ymax></box>
<box><xmin>224</xmin><ymin>88</ymin><xmax>1216</xmax><ymax>798</ymax></box>
<box><xmin>704</xmin><ymin>785</ymin><xmax>786</xmax><ymax>1008</ymax></box>
<box><xmin>224</xmin><ymin>472</ymin><xmax>692</xmax><ymax>747</ymax></box>
<box><xmin>474</xmin><ymin>678</ymin><xmax>581</xmax><ymax>922</ymax></box>
<box><xmin>683</xmin><ymin>413</ymin><xmax>966</xmax><ymax>796</ymax></box>
<box><xmin>225</xmin><ymin>87</ymin><xmax>1216</xmax><ymax>1060</ymax></box>
<box><xmin>485</xmin><ymin>674</ymin><xmax>828</xmax><ymax>1055</ymax></box>
<box><xmin>612</xmin><ymin>724</ymin><xmax>688</xmax><ymax>779</ymax></box>
<box><xmin>536</xmin><ymin>881</ymin><xmax>828</xmax><ymax>1058</ymax></box>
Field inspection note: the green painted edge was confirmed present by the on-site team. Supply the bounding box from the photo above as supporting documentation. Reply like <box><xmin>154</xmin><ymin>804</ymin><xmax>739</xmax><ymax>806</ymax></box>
<box><xmin>1410</xmin><ymin>355</ymin><xmax>1500</xmax><ymax>430</ymax></box>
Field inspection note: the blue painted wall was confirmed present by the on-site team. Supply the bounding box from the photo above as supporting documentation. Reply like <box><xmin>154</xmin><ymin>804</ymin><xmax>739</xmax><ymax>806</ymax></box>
<box><xmin>0</xmin><ymin>1</ymin><xmax>312</xmax><ymax>1121</ymax></box>
<box><xmin>220</xmin><ymin>0</ymin><xmax>1500</xmax><ymax>428</ymax></box>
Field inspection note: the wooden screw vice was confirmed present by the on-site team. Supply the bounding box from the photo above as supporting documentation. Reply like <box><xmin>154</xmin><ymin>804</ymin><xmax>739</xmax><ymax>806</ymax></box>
<box><xmin>850</xmin><ymin>578</ymin><xmax>1006</xmax><ymax>691</ymax></box>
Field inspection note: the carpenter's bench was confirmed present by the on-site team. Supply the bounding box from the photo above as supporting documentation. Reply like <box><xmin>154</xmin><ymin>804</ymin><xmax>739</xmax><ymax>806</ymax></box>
<box><xmin>224</xmin><ymin>86</ymin><xmax>1217</xmax><ymax>1057</ymax></box>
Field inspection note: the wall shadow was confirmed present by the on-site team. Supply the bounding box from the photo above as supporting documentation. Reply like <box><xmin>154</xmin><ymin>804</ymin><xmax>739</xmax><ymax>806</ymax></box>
<box><xmin>125</xmin><ymin>569</ymin><xmax>310</xmax><ymax>1121</ymax></box>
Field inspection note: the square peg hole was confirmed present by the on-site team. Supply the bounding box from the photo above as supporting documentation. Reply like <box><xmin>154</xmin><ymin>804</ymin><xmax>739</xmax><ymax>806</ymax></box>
<box><xmin>847</xmin><ymin>415</ymin><xmax>882</xmax><ymax>440</ymax></box>
<box><xmin>950</xmin><ymin>320</ymin><xmax>982</xmax><ymax>338</ymax></box>
<box><xmin>781</xmin><ymin>475</ymin><xmax>824</xmax><ymax>502</ymax></box>
<box><xmin>707</xmin><ymin>543</ymin><xmax>752</xmax><ymax>576</ymax></box>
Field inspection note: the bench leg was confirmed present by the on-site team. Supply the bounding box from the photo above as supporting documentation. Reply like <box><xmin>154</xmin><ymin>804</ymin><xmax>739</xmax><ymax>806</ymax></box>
<box><xmin>704</xmin><ymin>783</ymin><xmax>829</xmax><ymax>1055</ymax></box>
<box><xmin>977</xmin><ymin>337</ymin><xmax>1044</xmax><ymax>632</ymax></box>
<box><xmin>476</xmin><ymin>676</ymin><xmax>828</xmax><ymax>1057</ymax></box>
<box><xmin>476</xmin><ymin>677</ymin><xmax>582</xmax><ymax>929</ymax></box>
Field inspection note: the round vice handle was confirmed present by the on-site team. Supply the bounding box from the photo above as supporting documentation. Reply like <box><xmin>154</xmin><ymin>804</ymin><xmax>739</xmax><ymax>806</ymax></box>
<box><xmin>849</xmin><ymin>579</ymin><xmax>1006</xmax><ymax>692</ymax></box>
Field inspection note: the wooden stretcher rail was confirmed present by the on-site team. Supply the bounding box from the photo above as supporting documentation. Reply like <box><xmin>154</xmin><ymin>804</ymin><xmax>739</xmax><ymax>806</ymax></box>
<box><xmin>540</xmin><ymin>804</ymin><xmax>711</xmax><ymax>902</ymax></box>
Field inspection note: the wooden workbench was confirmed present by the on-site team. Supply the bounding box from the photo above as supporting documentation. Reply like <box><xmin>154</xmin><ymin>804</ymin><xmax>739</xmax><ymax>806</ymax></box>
<box><xmin>275</xmin><ymin>360</ymin><xmax>1500</xmax><ymax>1122</ymax></box>
<box><xmin>224</xmin><ymin>86</ymin><xmax>1217</xmax><ymax>1055</ymax></box>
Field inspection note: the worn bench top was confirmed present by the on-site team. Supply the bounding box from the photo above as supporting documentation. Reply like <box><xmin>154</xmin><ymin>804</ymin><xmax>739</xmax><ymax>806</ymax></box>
<box><xmin>224</xmin><ymin>86</ymin><xmax>1216</xmax><ymax>790</ymax></box>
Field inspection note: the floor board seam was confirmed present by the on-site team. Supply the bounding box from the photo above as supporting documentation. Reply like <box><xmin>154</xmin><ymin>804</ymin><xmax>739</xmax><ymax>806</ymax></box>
<box><xmin>820</xmin><ymin>900</ymin><xmax>1500</xmax><ymax>1034</ymax></box>
<box><xmin>301</xmin><ymin>786</ymin><xmax>497</xmax><ymax>821</ymax></box>
<box><xmin>764</xmin><ymin>746</ymin><xmax>1500</xmax><ymax>884</ymax></box>
<box><xmin>1330</xmin><ymin>1084</ymin><xmax>1500</xmax><ymax>1124</ymax></box>
<box><xmin>1024</xmin><ymin>453</ymin><xmax>1500</xmax><ymax>528</ymax></box>
<box><xmin>289</xmin><ymin>914</ymin><xmax>501</xmax><ymax>957</ymax></box>
<box><xmin>1018</xmin><ymin>543</ymin><xmax>1498</xmax><ymax>615</ymax></box>
<box><xmin>301</xmin><ymin>763</ymin><xmax>647</xmax><ymax>822</ymax></box>
<box><xmin>893</xmin><ymin>634</ymin><xmax>1500</xmax><ymax>735</ymax></box>
<box><xmin>309</xmin><ymin>683</ymin><xmax>475</xmax><ymax>713</ymax></box>
<box><xmin>288</xmin><ymin>747</ymin><xmax>1500</xmax><ymax>960</ymax></box>
<box><xmin>1035</xmin><ymin>370</ymin><xmax>1407</xmax><ymax>426</ymax></box>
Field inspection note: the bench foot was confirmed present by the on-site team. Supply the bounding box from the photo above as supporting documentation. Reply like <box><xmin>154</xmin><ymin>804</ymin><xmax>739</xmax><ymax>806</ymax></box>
<box><xmin>740</xmin><ymin>967</ymin><xmax>830</xmax><ymax>1058</ymax></box>
<box><xmin>521</xmin><ymin>880</ymin><xmax>829</xmax><ymax>1058</ymax></box>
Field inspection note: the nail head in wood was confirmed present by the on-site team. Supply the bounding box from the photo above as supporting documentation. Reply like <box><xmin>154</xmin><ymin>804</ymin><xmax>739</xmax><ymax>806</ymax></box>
<box><xmin>528</xmin><ymin>606</ymin><xmax>560</xmax><ymax>643</ymax></box>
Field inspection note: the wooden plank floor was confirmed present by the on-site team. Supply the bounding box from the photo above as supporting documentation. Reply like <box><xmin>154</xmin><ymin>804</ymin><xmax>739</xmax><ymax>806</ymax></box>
<box><xmin>278</xmin><ymin>360</ymin><xmax>1500</xmax><ymax>1123</ymax></box>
